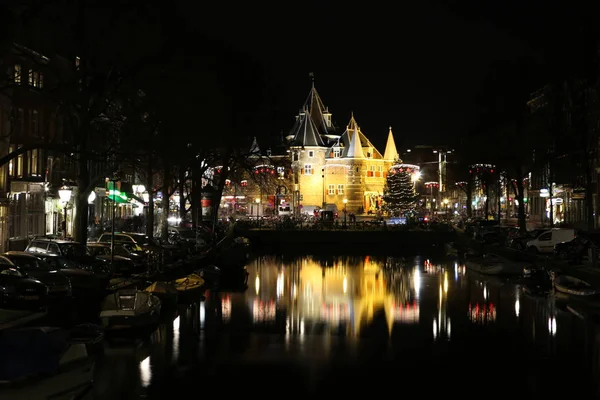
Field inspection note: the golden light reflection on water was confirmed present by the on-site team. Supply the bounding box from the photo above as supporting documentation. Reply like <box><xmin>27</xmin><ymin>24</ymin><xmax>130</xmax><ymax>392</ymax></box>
<box><xmin>227</xmin><ymin>255</ymin><xmax>423</xmax><ymax>337</ymax></box>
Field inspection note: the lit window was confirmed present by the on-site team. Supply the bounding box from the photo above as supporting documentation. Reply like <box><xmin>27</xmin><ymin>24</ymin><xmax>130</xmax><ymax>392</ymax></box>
<box><xmin>75</xmin><ymin>56</ymin><xmax>80</xmax><ymax>69</ymax></box>
<box><xmin>337</xmin><ymin>184</ymin><xmax>344</xmax><ymax>195</ymax></box>
<box><xmin>28</xmin><ymin>70</ymin><xmax>43</xmax><ymax>88</ymax></box>
<box><xmin>308</xmin><ymin>150</ymin><xmax>314</xmax><ymax>158</ymax></box>
<box><xmin>31</xmin><ymin>149</ymin><xmax>39</xmax><ymax>175</ymax></box>
<box><xmin>241</xmin><ymin>180</ymin><xmax>248</xmax><ymax>187</ymax></box>
<box><xmin>13</xmin><ymin>64</ymin><xmax>21</xmax><ymax>84</ymax></box>
<box><xmin>8</xmin><ymin>146</ymin><xmax>14</xmax><ymax>177</ymax></box>
<box><xmin>328</xmin><ymin>184</ymin><xmax>335</xmax><ymax>195</ymax></box>
<box><xmin>304</xmin><ymin>164</ymin><xmax>313</xmax><ymax>175</ymax></box>
<box><xmin>378</xmin><ymin>165</ymin><xmax>382</xmax><ymax>172</ymax></box>
<box><xmin>333</xmin><ymin>148</ymin><xmax>340</xmax><ymax>158</ymax></box>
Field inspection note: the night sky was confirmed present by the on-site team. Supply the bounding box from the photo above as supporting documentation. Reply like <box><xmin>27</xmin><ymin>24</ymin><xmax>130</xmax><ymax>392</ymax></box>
<box><xmin>184</xmin><ymin>1</ymin><xmax>584</xmax><ymax>152</ymax></box>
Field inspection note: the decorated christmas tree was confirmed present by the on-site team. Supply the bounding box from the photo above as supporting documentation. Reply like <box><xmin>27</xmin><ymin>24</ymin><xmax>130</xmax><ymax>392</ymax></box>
<box><xmin>383</xmin><ymin>163</ymin><xmax>418</xmax><ymax>217</ymax></box>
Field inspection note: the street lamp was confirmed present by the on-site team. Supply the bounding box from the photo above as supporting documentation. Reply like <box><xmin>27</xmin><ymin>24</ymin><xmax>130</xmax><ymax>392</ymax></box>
<box><xmin>108</xmin><ymin>174</ymin><xmax>120</xmax><ymax>270</ymax></box>
<box><xmin>343</xmin><ymin>198</ymin><xmax>348</xmax><ymax>227</ymax></box>
<box><xmin>443</xmin><ymin>198</ymin><xmax>449</xmax><ymax>216</ymax></box>
<box><xmin>58</xmin><ymin>187</ymin><xmax>72</xmax><ymax>239</ymax></box>
<box><xmin>255</xmin><ymin>197</ymin><xmax>260</xmax><ymax>228</ymax></box>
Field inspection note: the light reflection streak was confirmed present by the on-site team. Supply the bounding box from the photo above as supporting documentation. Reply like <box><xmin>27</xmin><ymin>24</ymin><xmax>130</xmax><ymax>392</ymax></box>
<box><xmin>276</xmin><ymin>272</ymin><xmax>284</xmax><ymax>298</ymax></box>
<box><xmin>221</xmin><ymin>296</ymin><xmax>231</xmax><ymax>322</ymax></box>
<box><xmin>548</xmin><ymin>317</ymin><xmax>557</xmax><ymax>336</ymax></box>
<box><xmin>139</xmin><ymin>356</ymin><xmax>151</xmax><ymax>387</ymax></box>
<box><xmin>199</xmin><ymin>302</ymin><xmax>206</xmax><ymax>329</ymax></box>
<box><xmin>413</xmin><ymin>269</ymin><xmax>421</xmax><ymax>298</ymax></box>
<box><xmin>172</xmin><ymin>316</ymin><xmax>180</xmax><ymax>363</ymax></box>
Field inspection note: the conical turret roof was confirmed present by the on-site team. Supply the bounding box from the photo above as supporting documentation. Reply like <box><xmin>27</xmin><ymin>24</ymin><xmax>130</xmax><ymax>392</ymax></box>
<box><xmin>383</xmin><ymin>126</ymin><xmax>399</xmax><ymax>161</ymax></box>
<box><xmin>287</xmin><ymin>108</ymin><xmax>325</xmax><ymax>147</ymax></box>
<box><xmin>302</xmin><ymin>85</ymin><xmax>336</xmax><ymax>136</ymax></box>
<box><xmin>347</xmin><ymin>125</ymin><xmax>364</xmax><ymax>158</ymax></box>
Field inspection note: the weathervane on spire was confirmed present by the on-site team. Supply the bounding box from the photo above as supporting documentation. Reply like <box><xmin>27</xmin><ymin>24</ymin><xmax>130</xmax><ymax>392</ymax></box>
<box><xmin>309</xmin><ymin>72</ymin><xmax>315</xmax><ymax>87</ymax></box>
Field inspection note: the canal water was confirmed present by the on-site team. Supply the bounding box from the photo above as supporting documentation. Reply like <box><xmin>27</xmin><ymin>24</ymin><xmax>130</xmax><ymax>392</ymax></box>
<box><xmin>91</xmin><ymin>254</ymin><xmax>600</xmax><ymax>399</ymax></box>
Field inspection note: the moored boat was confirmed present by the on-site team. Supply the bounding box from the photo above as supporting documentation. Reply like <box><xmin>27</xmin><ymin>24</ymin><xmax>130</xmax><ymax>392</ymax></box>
<box><xmin>465</xmin><ymin>253</ymin><xmax>525</xmax><ymax>276</ymax></box>
<box><xmin>553</xmin><ymin>275</ymin><xmax>597</xmax><ymax>297</ymax></box>
<box><xmin>172</xmin><ymin>273</ymin><xmax>205</xmax><ymax>302</ymax></box>
<box><xmin>144</xmin><ymin>281</ymin><xmax>179</xmax><ymax>304</ymax></box>
<box><xmin>0</xmin><ymin>325</ymin><xmax>101</xmax><ymax>399</ymax></box>
<box><xmin>100</xmin><ymin>290</ymin><xmax>161</xmax><ymax>330</ymax></box>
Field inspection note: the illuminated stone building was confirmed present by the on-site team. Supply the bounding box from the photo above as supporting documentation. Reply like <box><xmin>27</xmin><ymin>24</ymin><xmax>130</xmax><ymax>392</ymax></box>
<box><xmin>286</xmin><ymin>84</ymin><xmax>404</xmax><ymax>214</ymax></box>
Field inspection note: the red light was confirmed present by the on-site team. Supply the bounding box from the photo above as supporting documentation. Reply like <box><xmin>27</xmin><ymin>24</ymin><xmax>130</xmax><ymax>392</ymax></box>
<box><xmin>469</xmin><ymin>170</ymin><xmax>472</xmax><ymax>174</ymax></box>
<box><xmin>490</xmin><ymin>169</ymin><xmax>494</xmax><ymax>173</ymax></box>
<box><xmin>255</xmin><ymin>170</ymin><xmax>259</xmax><ymax>174</ymax></box>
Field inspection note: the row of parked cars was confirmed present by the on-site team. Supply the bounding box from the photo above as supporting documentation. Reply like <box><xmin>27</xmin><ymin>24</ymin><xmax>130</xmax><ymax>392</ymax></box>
<box><xmin>0</xmin><ymin>227</ymin><xmax>211</xmax><ymax>310</ymax></box>
<box><xmin>466</xmin><ymin>219</ymin><xmax>599</xmax><ymax>263</ymax></box>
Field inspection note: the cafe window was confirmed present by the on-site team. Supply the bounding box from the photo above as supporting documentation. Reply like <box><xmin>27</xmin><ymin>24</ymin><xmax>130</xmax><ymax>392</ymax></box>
<box><xmin>328</xmin><ymin>184</ymin><xmax>335</xmax><ymax>195</ymax></box>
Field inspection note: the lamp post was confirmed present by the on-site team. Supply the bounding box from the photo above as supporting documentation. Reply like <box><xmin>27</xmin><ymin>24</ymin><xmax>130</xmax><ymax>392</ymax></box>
<box><xmin>343</xmin><ymin>198</ymin><xmax>348</xmax><ymax>228</ymax></box>
<box><xmin>443</xmin><ymin>198</ymin><xmax>449</xmax><ymax>217</ymax></box>
<box><xmin>255</xmin><ymin>198</ymin><xmax>260</xmax><ymax>228</ymax></box>
<box><xmin>108</xmin><ymin>174</ymin><xmax>120</xmax><ymax>270</ymax></box>
<box><xmin>321</xmin><ymin>168</ymin><xmax>325</xmax><ymax>209</ymax></box>
<box><xmin>58</xmin><ymin>187</ymin><xmax>72</xmax><ymax>239</ymax></box>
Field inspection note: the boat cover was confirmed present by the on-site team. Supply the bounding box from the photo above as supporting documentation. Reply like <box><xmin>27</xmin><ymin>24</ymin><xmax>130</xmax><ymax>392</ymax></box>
<box><xmin>0</xmin><ymin>327</ymin><xmax>68</xmax><ymax>380</ymax></box>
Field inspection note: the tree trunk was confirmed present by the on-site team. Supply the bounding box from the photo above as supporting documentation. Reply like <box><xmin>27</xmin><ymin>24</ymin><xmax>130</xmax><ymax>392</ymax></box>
<box><xmin>74</xmin><ymin>157</ymin><xmax>90</xmax><ymax>243</ymax></box>
<box><xmin>145</xmin><ymin>155</ymin><xmax>154</xmax><ymax>238</ymax></box>
<box><xmin>161</xmin><ymin>161</ymin><xmax>171</xmax><ymax>241</ymax></box>
<box><xmin>191</xmin><ymin>165</ymin><xmax>199</xmax><ymax>230</ymax></box>
<box><xmin>484</xmin><ymin>183</ymin><xmax>490</xmax><ymax>218</ymax></box>
<box><xmin>178</xmin><ymin>167</ymin><xmax>186</xmax><ymax>226</ymax></box>
<box><xmin>466</xmin><ymin>179</ymin><xmax>473</xmax><ymax>218</ymax></box>
<box><xmin>497</xmin><ymin>176</ymin><xmax>501</xmax><ymax>222</ymax></box>
<box><xmin>515</xmin><ymin>178</ymin><xmax>527</xmax><ymax>232</ymax></box>
<box><xmin>585</xmin><ymin>160</ymin><xmax>595</xmax><ymax>230</ymax></box>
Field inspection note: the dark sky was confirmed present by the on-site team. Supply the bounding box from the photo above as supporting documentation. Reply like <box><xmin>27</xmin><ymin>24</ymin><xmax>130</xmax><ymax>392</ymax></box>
<box><xmin>187</xmin><ymin>1</ymin><xmax>581</xmax><ymax>152</ymax></box>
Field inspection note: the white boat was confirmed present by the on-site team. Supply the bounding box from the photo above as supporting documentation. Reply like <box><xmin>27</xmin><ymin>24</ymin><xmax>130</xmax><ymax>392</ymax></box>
<box><xmin>465</xmin><ymin>253</ymin><xmax>524</xmax><ymax>275</ymax></box>
<box><xmin>554</xmin><ymin>275</ymin><xmax>597</xmax><ymax>296</ymax></box>
<box><xmin>0</xmin><ymin>326</ymin><xmax>101</xmax><ymax>399</ymax></box>
<box><xmin>100</xmin><ymin>289</ymin><xmax>161</xmax><ymax>330</ymax></box>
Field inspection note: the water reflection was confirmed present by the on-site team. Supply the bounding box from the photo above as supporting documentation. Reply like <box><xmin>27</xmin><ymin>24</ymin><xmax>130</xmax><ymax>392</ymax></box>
<box><xmin>89</xmin><ymin>254</ymin><xmax>600</xmax><ymax>398</ymax></box>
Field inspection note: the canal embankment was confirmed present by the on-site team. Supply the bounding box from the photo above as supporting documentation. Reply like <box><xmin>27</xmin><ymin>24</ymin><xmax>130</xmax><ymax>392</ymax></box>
<box><xmin>242</xmin><ymin>228</ymin><xmax>456</xmax><ymax>254</ymax></box>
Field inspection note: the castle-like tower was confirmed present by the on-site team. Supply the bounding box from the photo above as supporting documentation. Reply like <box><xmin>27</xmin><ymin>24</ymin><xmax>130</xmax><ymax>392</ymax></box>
<box><xmin>287</xmin><ymin>83</ymin><xmax>400</xmax><ymax>215</ymax></box>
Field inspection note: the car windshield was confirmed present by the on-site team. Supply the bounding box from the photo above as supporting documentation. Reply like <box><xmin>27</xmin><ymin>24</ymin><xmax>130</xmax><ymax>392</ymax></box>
<box><xmin>125</xmin><ymin>234</ymin><xmax>149</xmax><ymax>245</ymax></box>
<box><xmin>0</xmin><ymin>266</ymin><xmax>23</xmax><ymax>276</ymax></box>
<box><xmin>59</xmin><ymin>243</ymin><xmax>91</xmax><ymax>257</ymax></box>
<box><xmin>7</xmin><ymin>256</ymin><xmax>52</xmax><ymax>270</ymax></box>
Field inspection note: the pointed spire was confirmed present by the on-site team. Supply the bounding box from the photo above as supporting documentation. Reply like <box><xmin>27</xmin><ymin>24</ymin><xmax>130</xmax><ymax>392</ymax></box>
<box><xmin>347</xmin><ymin>112</ymin><xmax>358</xmax><ymax>132</ymax></box>
<box><xmin>309</xmin><ymin>72</ymin><xmax>315</xmax><ymax>88</ymax></box>
<box><xmin>250</xmin><ymin>136</ymin><xmax>261</xmax><ymax>155</ymax></box>
<box><xmin>347</xmin><ymin>124</ymin><xmax>364</xmax><ymax>158</ymax></box>
<box><xmin>383</xmin><ymin>126</ymin><xmax>398</xmax><ymax>161</ymax></box>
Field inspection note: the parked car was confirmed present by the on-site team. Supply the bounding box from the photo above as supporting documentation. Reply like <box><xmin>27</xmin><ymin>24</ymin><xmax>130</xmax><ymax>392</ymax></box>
<box><xmin>98</xmin><ymin>232</ymin><xmax>183</xmax><ymax>265</ymax></box>
<box><xmin>507</xmin><ymin>229</ymin><xmax>547</xmax><ymax>250</ymax></box>
<box><xmin>3</xmin><ymin>252</ymin><xmax>72</xmax><ymax>300</ymax></box>
<box><xmin>554</xmin><ymin>232</ymin><xmax>600</xmax><ymax>262</ymax></box>
<box><xmin>168</xmin><ymin>227</ymin><xmax>206</xmax><ymax>251</ymax></box>
<box><xmin>86</xmin><ymin>243</ymin><xmax>144</xmax><ymax>276</ymax></box>
<box><xmin>527</xmin><ymin>228</ymin><xmax>577</xmax><ymax>254</ymax></box>
<box><xmin>0</xmin><ymin>260</ymin><xmax>48</xmax><ymax>309</ymax></box>
<box><xmin>25</xmin><ymin>239</ymin><xmax>110</xmax><ymax>293</ymax></box>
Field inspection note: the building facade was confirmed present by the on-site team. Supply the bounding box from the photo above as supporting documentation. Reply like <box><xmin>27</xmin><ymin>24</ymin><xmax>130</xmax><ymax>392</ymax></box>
<box><xmin>286</xmin><ymin>85</ymin><xmax>403</xmax><ymax>215</ymax></box>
